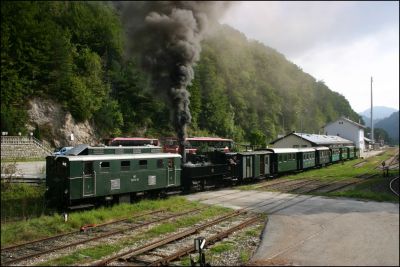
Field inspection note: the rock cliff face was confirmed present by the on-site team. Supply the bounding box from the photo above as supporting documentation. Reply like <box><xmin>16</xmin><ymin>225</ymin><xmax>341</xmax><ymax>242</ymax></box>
<box><xmin>26</xmin><ymin>98</ymin><xmax>99</xmax><ymax>148</ymax></box>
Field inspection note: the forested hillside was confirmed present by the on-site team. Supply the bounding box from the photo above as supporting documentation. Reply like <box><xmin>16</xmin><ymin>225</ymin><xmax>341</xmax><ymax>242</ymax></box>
<box><xmin>375</xmin><ymin>111</ymin><xmax>399</xmax><ymax>144</ymax></box>
<box><xmin>1</xmin><ymin>2</ymin><xmax>360</xmax><ymax>146</ymax></box>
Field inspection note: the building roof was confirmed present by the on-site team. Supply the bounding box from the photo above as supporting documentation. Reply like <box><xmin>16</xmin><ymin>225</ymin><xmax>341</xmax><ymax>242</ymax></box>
<box><xmin>270</xmin><ymin>132</ymin><xmax>353</xmax><ymax>146</ymax></box>
<box><xmin>324</xmin><ymin>116</ymin><xmax>366</xmax><ymax>129</ymax></box>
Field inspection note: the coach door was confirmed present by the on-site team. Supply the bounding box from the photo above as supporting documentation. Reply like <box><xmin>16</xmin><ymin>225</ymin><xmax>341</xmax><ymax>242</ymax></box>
<box><xmin>82</xmin><ymin>161</ymin><xmax>95</xmax><ymax>197</ymax></box>
<box><xmin>264</xmin><ymin>155</ymin><xmax>270</xmax><ymax>175</ymax></box>
<box><xmin>242</xmin><ymin>156</ymin><xmax>253</xmax><ymax>178</ymax></box>
<box><xmin>167</xmin><ymin>158</ymin><xmax>176</xmax><ymax>186</ymax></box>
<box><xmin>260</xmin><ymin>155</ymin><xmax>265</xmax><ymax>175</ymax></box>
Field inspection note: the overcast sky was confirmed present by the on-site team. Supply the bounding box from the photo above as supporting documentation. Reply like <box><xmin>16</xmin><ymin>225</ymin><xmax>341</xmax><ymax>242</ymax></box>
<box><xmin>220</xmin><ymin>1</ymin><xmax>399</xmax><ymax>113</ymax></box>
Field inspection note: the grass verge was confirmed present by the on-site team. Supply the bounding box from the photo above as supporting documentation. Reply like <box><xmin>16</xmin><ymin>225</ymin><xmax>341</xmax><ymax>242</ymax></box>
<box><xmin>1</xmin><ymin>182</ymin><xmax>47</xmax><ymax>222</ymax></box>
<box><xmin>39</xmin><ymin>204</ymin><xmax>231</xmax><ymax>266</ymax></box>
<box><xmin>1</xmin><ymin>196</ymin><xmax>206</xmax><ymax>247</ymax></box>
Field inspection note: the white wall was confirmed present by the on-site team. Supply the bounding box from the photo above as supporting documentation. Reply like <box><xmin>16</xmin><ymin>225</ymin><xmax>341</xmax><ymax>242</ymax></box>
<box><xmin>324</xmin><ymin>120</ymin><xmax>364</xmax><ymax>153</ymax></box>
<box><xmin>272</xmin><ymin>134</ymin><xmax>312</xmax><ymax>148</ymax></box>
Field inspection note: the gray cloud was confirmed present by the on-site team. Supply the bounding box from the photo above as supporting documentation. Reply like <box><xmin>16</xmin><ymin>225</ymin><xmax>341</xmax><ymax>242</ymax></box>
<box><xmin>221</xmin><ymin>1</ymin><xmax>399</xmax><ymax>57</ymax></box>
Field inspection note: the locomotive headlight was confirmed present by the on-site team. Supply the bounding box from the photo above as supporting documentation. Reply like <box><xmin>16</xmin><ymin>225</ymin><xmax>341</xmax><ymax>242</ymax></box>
<box><xmin>64</xmin><ymin>189</ymin><xmax>68</xmax><ymax>194</ymax></box>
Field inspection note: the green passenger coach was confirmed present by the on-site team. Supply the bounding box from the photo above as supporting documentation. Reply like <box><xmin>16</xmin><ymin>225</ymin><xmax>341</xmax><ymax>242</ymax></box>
<box><xmin>330</xmin><ymin>147</ymin><xmax>341</xmax><ymax>162</ymax></box>
<box><xmin>344</xmin><ymin>146</ymin><xmax>355</xmax><ymax>159</ymax></box>
<box><xmin>315</xmin><ymin>146</ymin><xmax>331</xmax><ymax>166</ymax></box>
<box><xmin>236</xmin><ymin>151</ymin><xmax>272</xmax><ymax>180</ymax></box>
<box><xmin>46</xmin><ymin>153</ymin><xmax>181</xmax><ymax>209</ymax></box>
<box><xmin>298</xmin><ymin>148</ymin><xmax>316</xmax><ymax>169</ymax></box>
<box><xmin>267</xmin><ymin>148</ymin><xmax>299</xmax><ymax>174</ymax></box>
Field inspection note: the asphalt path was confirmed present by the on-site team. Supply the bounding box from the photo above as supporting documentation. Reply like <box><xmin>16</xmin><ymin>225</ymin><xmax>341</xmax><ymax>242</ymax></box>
<box><xmin>186</xmin><ymin>190</ymin><xmax>399</xmax><ymax>266</ymax></box>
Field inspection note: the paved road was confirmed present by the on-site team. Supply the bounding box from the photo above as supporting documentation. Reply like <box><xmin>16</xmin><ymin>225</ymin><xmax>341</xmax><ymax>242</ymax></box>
<box><xmin>186</xmin><ymin>190</ymin><xmax>399</xmax><ymax>266</ymax></box>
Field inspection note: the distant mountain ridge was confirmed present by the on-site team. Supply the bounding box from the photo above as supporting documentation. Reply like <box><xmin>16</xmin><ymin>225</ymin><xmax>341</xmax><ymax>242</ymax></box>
<box><xmin>375</xmin><ymin>111</ymin><xmax>399</xmax><ymax>144</ymax></box>
<box><xmin>359</xmin><ymin>106</ymin><xmax>398</xmax><ymax>121</ymax></box>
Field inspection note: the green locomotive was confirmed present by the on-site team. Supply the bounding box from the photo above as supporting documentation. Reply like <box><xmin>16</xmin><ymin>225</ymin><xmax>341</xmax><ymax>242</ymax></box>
<box><xmin>46</xmin><ymin>151</ymin><xmax>181</xmax><ymax>209</ymax></box>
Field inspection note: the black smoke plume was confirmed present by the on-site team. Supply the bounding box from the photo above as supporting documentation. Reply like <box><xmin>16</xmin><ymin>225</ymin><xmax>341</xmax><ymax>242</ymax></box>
<box><xmin>114</xmin><ymin>1</ymin><xmax>232</xmax><ymax>145</ymax></box>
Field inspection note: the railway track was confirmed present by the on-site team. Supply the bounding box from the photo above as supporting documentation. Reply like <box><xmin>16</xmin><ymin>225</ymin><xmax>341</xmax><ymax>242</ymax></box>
<box><xmin>2</xmin><ymin>189</ymin><xmax>283</xmax><ymax>266</ymax></box>
<box><xmin>254</xmin><ymin>178</ymin><xmax>307</xmax><ymax>190</ymax></box>
<box><xmin>1</xmin><ymin>208</ymin><xmax>205</xmax><ymax>266</ymax></box>
<box><xmin>92</xmin><ymin>209</ymin><xmax>261</xmax><ymax>266</ymax></box>
<box><xmin>389</xmin><ymin>176</ymin><xmax>399</xmax><ymax>197</ymax></box>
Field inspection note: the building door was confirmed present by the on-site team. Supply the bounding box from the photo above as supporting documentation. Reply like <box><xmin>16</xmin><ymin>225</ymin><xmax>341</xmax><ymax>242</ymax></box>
<box><xmin>83</xmin><ymin>161</ymin><xmax>95</xmax><ymax>197</ymax></box>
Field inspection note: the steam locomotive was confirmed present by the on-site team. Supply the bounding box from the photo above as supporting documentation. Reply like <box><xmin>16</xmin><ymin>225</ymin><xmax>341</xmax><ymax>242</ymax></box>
<box><xmin>45</xmin><ymin>143</ymin><xmax>357</xmax><ymax>209</ymax></box>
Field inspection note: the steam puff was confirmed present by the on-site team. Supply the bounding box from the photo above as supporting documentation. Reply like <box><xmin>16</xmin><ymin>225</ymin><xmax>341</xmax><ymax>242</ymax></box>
<box><xmin>115</xmin><ymin>1</ymin><xmax>233</xmax><ymax>143</ymax></box>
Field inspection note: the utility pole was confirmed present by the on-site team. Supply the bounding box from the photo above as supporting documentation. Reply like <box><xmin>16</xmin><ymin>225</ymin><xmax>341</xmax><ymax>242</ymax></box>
<box><xmin>370</xmin><ymin>76</ymin><xmax>374</xmax><ymax>144</ymax></box>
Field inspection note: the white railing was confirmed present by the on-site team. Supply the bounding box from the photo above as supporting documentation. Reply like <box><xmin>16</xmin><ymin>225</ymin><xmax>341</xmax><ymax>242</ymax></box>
<box><xmin>1</xmin><ymin>136</ymin><xmax>53</xmax><ymax>158</ymax></box>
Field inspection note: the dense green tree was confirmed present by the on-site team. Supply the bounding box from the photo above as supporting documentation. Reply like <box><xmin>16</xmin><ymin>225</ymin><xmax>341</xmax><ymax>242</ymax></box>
<box><xmin>1</xmin><ymin>1</ymin><xmax>363</xmax><ymax>146</ymax></box>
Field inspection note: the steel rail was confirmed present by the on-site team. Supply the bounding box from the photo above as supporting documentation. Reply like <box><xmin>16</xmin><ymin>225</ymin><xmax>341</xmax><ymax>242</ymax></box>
<box><xmin>389</xmin><ymin>176</ymin><xmax>399</xmax><ymax>197</ymax></box>
<box><xmin>1</xmin><ymin>209</ymin><xmax>165</xmax><ymax>252</ymax></box>
<box><xmin>322</xmin><ymin>180</ymin><xmax>366</xmax><ymax>193</ymax></box>
<box><xmin>93</xmin><ymin>209</ymin><xmax>247</xmax><ymax>266</ymax></box>
<box><xmin>1</xmin><ymin>208</ymin><xmax>203</xmax><ymax>266</ymax></box>
<box><xmin>253</xmin><ymin>178</ymin><xmax>305</xmax><ymax>189</ymax></box>
<box><xmin>292</xmin><ymin>180</ymin><xmax>339</xmax><ymax>194</ymax></box>
<box><xmin>148</xmin><ymin>215</ymin><xmax>261</xmax><ymax>266</ymax></box>
<box><xmin>269</xmin><ymin>179</ymin><xmax>320</xmax><ymax>192</ymax></box>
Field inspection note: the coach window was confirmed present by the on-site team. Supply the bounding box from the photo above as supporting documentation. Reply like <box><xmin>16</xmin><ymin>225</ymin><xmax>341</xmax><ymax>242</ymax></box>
<box><xmin>84</xmin><ymin>162</ymin><xmax>93</xmax><ymax>175</ymax></box>
<box><xmin>157</xmin><ymin>159</ymin><xmax>164</xmax><ymax>168</ymax></box>
<box><xmin>100</xmin><ymin>161</ymin><xmax>110</xmax><ymax>172</ymax></box>
<box><xmin>121</xmin><ymin>161</ymin><xmax>130</xmax><ymax>171</ymax></box>
<box><xmin>139</xmin><ymin>160</ymin><xmax>147</xmax><ymax>169</ymax></box>
<box><xmin>168</xmin><ymin>158</ymin><xmax>174</xmax><ymax>169</ymax></box>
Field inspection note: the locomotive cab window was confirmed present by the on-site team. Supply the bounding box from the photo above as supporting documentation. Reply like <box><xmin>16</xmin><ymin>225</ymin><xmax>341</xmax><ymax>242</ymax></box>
<box><xmin>139</xmin><ymin>160</ymin><xmax>148</xmax><ymax>169</ymax></box>
<box><xmin>84</xmin><ymin>162</ymin><xmax>93</xmax><ymax>174</ymax></box>
<box><xmin>100</xmin><ymin>161</ymin><xmax>110</xmax><ymax>172</ymax></box>
<box><xmin>121</xmin><ymin>161</ymin><xmax>130</xmax><ymax>171</ymax></box>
